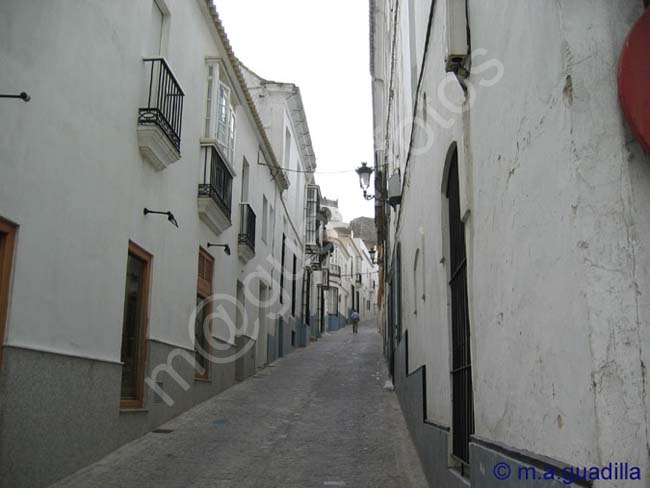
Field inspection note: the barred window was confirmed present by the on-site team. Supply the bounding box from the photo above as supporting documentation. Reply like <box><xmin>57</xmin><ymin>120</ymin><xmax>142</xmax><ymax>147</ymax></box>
<box><xmin>305</xmin><ymin>185</ymin><xmax>320</xmax><ymax>246</ymax></box>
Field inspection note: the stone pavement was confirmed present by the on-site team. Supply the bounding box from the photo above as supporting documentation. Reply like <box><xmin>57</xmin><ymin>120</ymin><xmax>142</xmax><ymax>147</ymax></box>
<box><xmin>52</xmin><ymin>321</ymin><xmax>428</xmax><ymax>488</ymax></box>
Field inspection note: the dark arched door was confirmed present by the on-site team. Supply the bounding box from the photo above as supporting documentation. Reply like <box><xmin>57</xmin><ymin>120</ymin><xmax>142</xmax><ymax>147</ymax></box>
<box><xmin>446</xmin><ymin>146</ymin><xmax>475</xmax><ymax>467</ymax></box>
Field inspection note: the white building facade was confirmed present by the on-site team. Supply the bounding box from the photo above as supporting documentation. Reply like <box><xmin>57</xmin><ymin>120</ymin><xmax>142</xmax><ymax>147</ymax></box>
<box><xmin>371</xmin><ymin>0</ymin><xmax>650</xmax><ymax>487</ymax></box>
<box><xmin>0</xmin><ymin>1</ymin><xmax>323</xmax><ymax>487</ymax></box>
<box><xmin>321</xmin><ymin>198</ymin><xmax>379</xmax><ymax>329</ymax></box>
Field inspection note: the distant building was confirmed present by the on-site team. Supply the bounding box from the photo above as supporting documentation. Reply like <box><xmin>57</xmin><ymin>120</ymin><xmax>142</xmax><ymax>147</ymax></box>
<box><xmin>350</xmin><ymin>216</ymin><xmax>377</xmax><ymax>250</ymax></box>
<box><xmin>321</xmin><ymin>199</ymin><xmax>378</xmax><ymax>327</ymax></box>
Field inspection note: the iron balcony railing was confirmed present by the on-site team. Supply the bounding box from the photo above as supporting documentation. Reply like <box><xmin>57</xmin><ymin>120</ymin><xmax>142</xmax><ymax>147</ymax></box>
<box><xmin>238</xmin><ymin>203</ymin><xmax>256</xmax><ymax>252</ymax></box>
<box><xmin>319</xmin><ymin>240</ymin><xmax>332</xmax><ymax>266</ymax></box>
<box><xmin>305</xmin><ymin>185</ymin><xmax>321</xmax><ymax>252</ymax></box>
<box><xmin>138</xmin><ymin>57</ymin><xmax>185</xmax><ymax>152</ymax></box>
<box><xmin>198</xmin><ymin>144</ymin><xmax>233</xmax><ymax>220</ymax></box>
<box><xmin>329</xmin><ymin>264</ymin><xmax>341</xmax><ymax>277</ymax></box>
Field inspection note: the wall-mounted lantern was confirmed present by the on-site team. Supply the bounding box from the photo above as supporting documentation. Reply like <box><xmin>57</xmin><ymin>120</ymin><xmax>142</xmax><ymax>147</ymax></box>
<box><xmin>143</xmin><ymin>208</ymin><xmax>179</xmax><ymax>228</ymax></box>
<box><xmin>0</xmin><ymin>92</ymin><xmax>30</xmax><ymax>102</ymax></box>
<box><xmin>356</xmin><ymin>161</ymin><xmax>401</xmax><ymax>209</ymax></box>
<box><xmin>207</xmin><ymin>243</ymin><xmax>231</xmax><ymax>256</ymax></box>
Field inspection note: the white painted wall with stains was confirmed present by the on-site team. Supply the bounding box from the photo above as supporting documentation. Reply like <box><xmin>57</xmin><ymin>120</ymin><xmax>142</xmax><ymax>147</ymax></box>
<box><xmin>374</xmin><ymin>0</ymin><xmax>650</xmax><ymax>482</ymax></box>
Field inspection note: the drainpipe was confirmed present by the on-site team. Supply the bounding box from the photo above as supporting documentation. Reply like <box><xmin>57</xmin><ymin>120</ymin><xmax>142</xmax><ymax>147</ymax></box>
<box><xmin>458</xmin><ymin>0</ymin><xmax>472</xmax><ymax>83</ymax></box>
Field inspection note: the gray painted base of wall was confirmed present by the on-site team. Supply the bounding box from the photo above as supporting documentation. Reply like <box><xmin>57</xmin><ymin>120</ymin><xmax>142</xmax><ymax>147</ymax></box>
<box><xmin>296</xmin><ymin>322</ymin><xmax>309</xmax><ymax>347</ymax></box>
<box><xmin>327</xmin><ymin>313</ymin><xmax>346</xmax><ymax>331</ymax></box>
<box><xmin>394</xmin><ymin>334</ymin><xmax>468</xmax><ymax>488</ymax></box>
<box><xmin>0</xmin><ymin>340</ymin><xmax>236</xmax><ymax>488</ymax></box>
<box><xmin>309</xmin><ymin>313</ymin><xmax>321</xmax><ymax>339</ymax></box>
<box><xmin>470</xmin><ymin>442</ymin><xmax>577</xmax><ymax>488</ymax></box>
<box><xmin>267</xmin><ymin>318</ymin><xmax>301</xmax><ymax>365</ymax></box>
<box><xmin>393</xmin><ymin>333</ymin><xmax>580</xmax><ymax>488</ymax></box>
<box><xmin>235</xmin><ymin>335</ymin><xmax>257</xmax><ymax>381</ymax></box>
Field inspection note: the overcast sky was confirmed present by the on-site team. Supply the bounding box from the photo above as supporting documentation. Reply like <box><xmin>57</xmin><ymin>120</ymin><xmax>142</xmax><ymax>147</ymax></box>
<box><xmin>215</xmin><ymin>0</ymin><xmax>375</xmax><ymax>222</ymax></box>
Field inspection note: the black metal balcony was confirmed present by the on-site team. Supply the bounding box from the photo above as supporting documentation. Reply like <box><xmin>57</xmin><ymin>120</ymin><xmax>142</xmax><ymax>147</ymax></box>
<box><xmin>138</xmin><ymin>57</ymin><xmax>184</xmax><ymax>152</ymax></box>
<box><xmin>198</xmin><ymin>145</ymin><xmax>233</xmax><ymax>221</ymax></box>
<box><xmin>305</xmin><ymin>185</ymin><xmax>322</xmax><ymax>254</ymax></box>
<box><xmin>238</xmin><ymin>203</ymin><xmax>256</xmax><ymax>253</ymax></box>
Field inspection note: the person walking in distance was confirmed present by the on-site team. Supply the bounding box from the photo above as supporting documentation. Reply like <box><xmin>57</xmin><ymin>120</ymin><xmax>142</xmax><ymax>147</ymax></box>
<box><xmin>351</xmin><ymin>309</ymin><xmax>360</xmax><ymax>334</ymax></box>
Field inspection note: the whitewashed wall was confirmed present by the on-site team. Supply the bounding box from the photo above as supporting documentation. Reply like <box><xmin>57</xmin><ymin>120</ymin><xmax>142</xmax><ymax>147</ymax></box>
<box><xmin>376</xmin><ymin>0</ymin><xmax>650</xmax><ymax>479</ymax></box>
<box><xmin>0</xmin><ymin>0</ymin><xmax>297</xmax><ymax>367</ymax></box>
<box><xmin>466</xmin><ymin>1</ymin><xmax>649</xmax><ymax>470</ymax></box>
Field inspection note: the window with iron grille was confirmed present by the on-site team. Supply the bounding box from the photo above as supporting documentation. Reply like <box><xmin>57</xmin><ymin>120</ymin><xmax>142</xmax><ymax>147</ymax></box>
<box><xmin>394</xmin><ymin>244</ymin><xmax>402</xmax><ymax>341</ymax></box>
<box><xmin>316</xmin><ymin>285</ymin><xmax>325</xmax><ymax>333</ymax></box>
<box><xmin>446</xmin><ymin>146</ymin><xmax>475</xmax><ymax>469</ymax></box>
<box><xmin>305</xmin><ymin>185</ymin><xmax>320</xmax><ymax>248</ymax></box>
<box><xmin>280</xmin><ymin>234</ymin><xmax>286</xmax><ymax>304</ymax></box>
<box><xmin>302</xmin><ymin>268</ymin><xmax>312</xmax><ymax>326</ymax></box>
<box><xmin>198</xmin><ymin>144</ymin><xmax>233</xmax><ymax>219</ymax></box>
<box><xmin>386</xmin><ymin>278</ymin><xmax>395</xmax><ymax>379</ymax></box>
<box><xmin>291</xmin><ymin>254</ymin><xmax>297</xmax><ymax>316</ymax></box>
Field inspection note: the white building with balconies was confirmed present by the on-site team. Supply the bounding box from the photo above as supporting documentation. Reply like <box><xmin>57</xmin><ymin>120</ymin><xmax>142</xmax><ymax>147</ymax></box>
<box><xmin>0</xmin><ymin>1</ymin><xmax>319</xmax><ymax>487</ymax></box>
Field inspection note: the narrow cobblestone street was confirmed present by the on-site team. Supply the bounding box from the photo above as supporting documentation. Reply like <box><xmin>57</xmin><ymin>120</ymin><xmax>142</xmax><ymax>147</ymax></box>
<box><xmin>52</xmin><ymin>321</ymin><xmax>428</xmax><ymax>488</ymax></box>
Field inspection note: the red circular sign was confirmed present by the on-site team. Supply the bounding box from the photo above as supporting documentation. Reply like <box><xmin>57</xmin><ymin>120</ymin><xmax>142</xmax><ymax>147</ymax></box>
<box><xmin>619</xmin><ymin>9</ymin><xmax>650</xmax><ymax>153</ymax></box>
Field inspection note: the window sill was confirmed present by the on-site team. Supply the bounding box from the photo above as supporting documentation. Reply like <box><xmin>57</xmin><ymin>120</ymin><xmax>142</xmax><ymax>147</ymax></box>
<box><xmin>194</xmin><ymin>376</ymin><xmax>212</xmax><ymax>384</ymax></box>
<box><xmin>119</xmin><ymin>408</ymin><xmax>149</xmax><ymax>414</ymax></box>
<box><xmin>448</xmin><ymin>462</ymin><xmax>471</xmax><ymax>485</ymax></box>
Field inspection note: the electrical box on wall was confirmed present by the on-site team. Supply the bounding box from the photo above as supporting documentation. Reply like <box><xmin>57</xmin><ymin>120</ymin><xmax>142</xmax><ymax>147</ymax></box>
<box><xmin>387</xmin><ymin>172</ymin><xmax>402</xmax><ymax>208</ymax></box>
<box><xmin>445</xmin><ymin>0</ymin><xmax>468</xmax><ymax>74</ymax></box>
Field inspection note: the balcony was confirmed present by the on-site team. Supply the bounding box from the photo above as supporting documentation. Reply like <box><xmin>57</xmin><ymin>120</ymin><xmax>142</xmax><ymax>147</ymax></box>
<box><xmin>198</xmin><ymin>144</ymin><xmax>233</xmax><ymax>235</ymax></box>
<box><xmin>137</xmin><ymin>57</ymin><xmax>185</xmax><ymax>170</ymax></box>
<box><xmin>319</xmin><ymin>240</ymin><xmax>333</xmax><ymax>267</ymax></box>
<box><xmin>238</xmin><ymin>203</ymin><xmax>256</xmax><ymax>262</ymax></box>
<box><xmin>305</xmin><ymin>185</ymin><xmax>322</xmax><ymax>254</ymax></box>
<box><xmin>330</xmin><ymin>264</ymin><xmax>341</xmax><ymax>277</ymax></box>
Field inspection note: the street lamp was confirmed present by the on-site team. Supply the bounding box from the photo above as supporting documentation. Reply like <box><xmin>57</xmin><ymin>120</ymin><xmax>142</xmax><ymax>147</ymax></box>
<box><xmin>368</xmin><ymin>247</ymin><xmax>377</xmax><ymax>265</ymax></box>
<box><xmin>355</xmin><ymin>162</ymin><xmax>402</xmax><ymax>208</ymax></box>
<box><xmin>355</xmin><ymin>162</ymin><xmax>376</xmax><ymax>201</ymax></box>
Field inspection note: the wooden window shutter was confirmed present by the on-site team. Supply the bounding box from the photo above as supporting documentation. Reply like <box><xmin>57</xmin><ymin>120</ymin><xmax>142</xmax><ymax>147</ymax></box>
<box><xmin>197</xmin><ymin>248</ymin><xmax>214</xmax><ymax>297</ymax></box>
